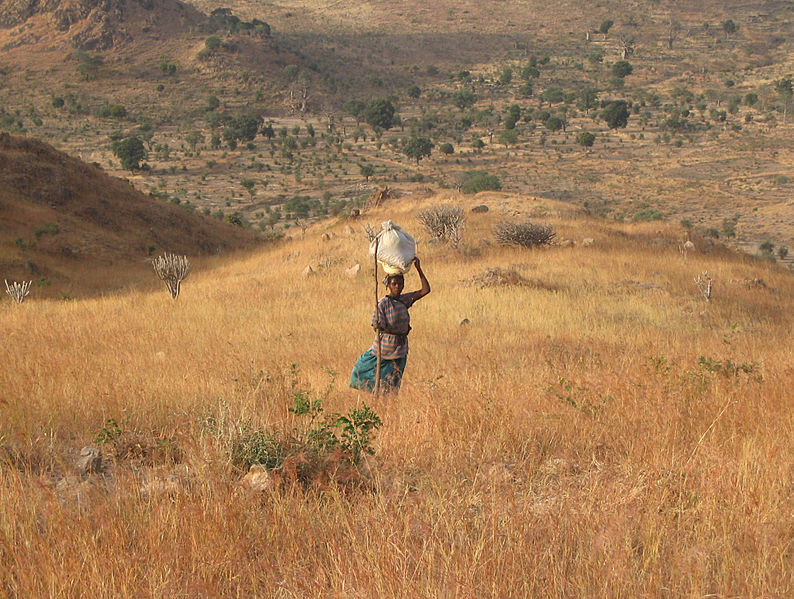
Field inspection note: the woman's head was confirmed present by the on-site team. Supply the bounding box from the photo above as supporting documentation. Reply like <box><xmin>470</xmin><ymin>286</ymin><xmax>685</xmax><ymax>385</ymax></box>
<box><xmin>384</xmin><ymin>273</ymin><xmax>404</xmax><ymax>296</ymax></box>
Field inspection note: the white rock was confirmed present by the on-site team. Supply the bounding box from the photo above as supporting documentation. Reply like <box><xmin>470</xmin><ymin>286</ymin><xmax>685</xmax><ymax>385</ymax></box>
<box><xmin>302</xmin><ymin>265</ymin><xmax>315</xmax><ymax>277</ymax></box>
<box><xmin>75</xmin><ymin>446</ymin><xmax>103</xmax><ymax>477</ymax></box>
<box><xmin>581</xmin><ymin>238</ymin><xmax>595</xmax><ymax>247</ymax></box>
<box><xmin>345</xmin><ymin>264</ymin><xmax>361</xmax><ymax>278</ymax></box>
<box><xmin>241</xmin><ymin>464</ymin><xmax>275</xmax><ymax>492</ymax></box>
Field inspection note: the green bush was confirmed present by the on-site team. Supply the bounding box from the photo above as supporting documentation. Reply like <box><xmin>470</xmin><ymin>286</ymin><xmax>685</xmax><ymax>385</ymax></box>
<box><xmin>460</xmin><ymin>171</ymin><xmax>501</xmax><ymax>193</ymax></box>
<box><xmin>632</xmin><ymin>208</ymin><xmax>665</xmax><ymax>222</ymax></box>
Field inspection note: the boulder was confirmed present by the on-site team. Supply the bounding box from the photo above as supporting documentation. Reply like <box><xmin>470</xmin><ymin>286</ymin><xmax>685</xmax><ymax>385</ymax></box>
<box><xmin>471</xmin><ymin>204</ymin><xmax>489</xmax><ymax>213</ymax></box>
<box><xmin>75</xmin><ymin>446</ymin><xmax>103</xmax><ymax>477</ymax></box>
<box><xmin>241</xmin><ymin>464</ymin><xmax>275</xmax><ymax>492</ymax></box>
<box><xmin>302</xmin><ymin>265</ymin><xmax>315</xmax><ymax>277</ymax></box>
<box><xmin>457</xmin><ymin>317</ymin><xmax>471</xmax><ymax>326</ymax></box>
<box><xmin>581</xmin><ymin>238</ymin><xmax>595</xmax><ymax>247</ymax></box>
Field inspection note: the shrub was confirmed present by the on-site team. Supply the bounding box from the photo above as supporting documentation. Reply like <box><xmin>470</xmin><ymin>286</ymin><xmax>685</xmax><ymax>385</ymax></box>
<box><xmin>416</xmin><ymin>204</ymin><xmax>465</xmax><ymax>246</ymax></box>
<box><xmin>460</xmin><ymin>170</ymin><xmax>501</xmax><ymax>193</ymax></box>
<box><xmin>633</xmin><ymin>208</ymin><xmax>665</xmax><ymax>222</ymax></box>
<box><xmin>230</xmin><ymin>388</ymin><xmax>382</xmax><ymax>483</ymax></box>
<box><xmin>577</xmin><ymin>131</ymin><xmax>595</xmax><ymax>147</ymax></box>
<box><xmin>494</xmin><ymin>220</ymin><xmax>556</xmax><ymax>248</ymax></box>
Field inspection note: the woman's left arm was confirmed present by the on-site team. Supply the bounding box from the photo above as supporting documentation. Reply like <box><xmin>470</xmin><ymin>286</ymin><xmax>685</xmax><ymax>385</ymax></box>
<box><xmin>410</xmin><ymin>256</ymin><xmax>431</xmax><ymax>303</ymax></box>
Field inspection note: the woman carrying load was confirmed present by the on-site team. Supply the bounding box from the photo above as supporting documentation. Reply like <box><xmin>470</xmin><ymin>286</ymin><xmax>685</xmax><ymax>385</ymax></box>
<box><xmin>350</xmin><ymin>257</ymin><xmax>431</xmax><ymax>393</ymax></box>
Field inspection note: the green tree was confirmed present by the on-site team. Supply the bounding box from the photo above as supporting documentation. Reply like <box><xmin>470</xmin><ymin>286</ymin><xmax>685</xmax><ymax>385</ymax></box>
<box><xmin>439</xmin><ymin>142</ymin><xmax>454</xmax><ymax>155</ymax></box>
<box><xmin>403</xmin><ymin>136</ymin><xmax>433</xmax><ymax>163</ymax></box>
<box><xmin>722</xmin><ymin>19</ymin><xmax>738</xmax><ymax>39</ymax></box>
<box><xmin>498</xmin><ymin>128</ymin><xmax>519</xmax><ymax>146</ymax></box>
<box><xmin>544</xmin><ymin>116</ymin><xmax>564</xmax><ymax>132</ymax></box>
<box><xmin>407</xmin><ymin>84</ymin><xmax>421</xmax><ymax>99</ymax></box>
<box><xmin>363</xmin><ymin>98</ymin><xmax>396</xmax><ymax>130</ymax></box>
<box><xmin>498</xmin><ymin>67</ymin><xmax>513</xmax><ymax>85</ymax></box>
<box><xmin>774</xmin><ymin>76</ymin><xmax>793</xmax><ymax>122</ymax></box>
<box><xmin>578</xmin><ymin>88</ymin><xmax>599</xmax><ymax>115</ymax></box>
<box><xmin>600</xmin><ymin>100</ymin><xmax>630</xmax><ymax>129</ymax></box>
<box><xmin>241</xmin><ymin>179</ymin><xmax>257</xmax><ymax>197</ymax></box>
<box><xmin>360</xmin><ymin>163</ymin><xmax>374</xmax><ymax>181</ymax></box>
<box><xmin>451</xmin><ymin>89</ymin><xmax>477</xmax><ymax>110</ymax></box>
<box><xmin>577</xmin><ymin>131</ymin><xmax>595</xmax><ymax>147</ymax></box>
<box><xmin>344</xmin><ymin>99</ymin><xmax>366</xmax><ymax>124</ymax></box>
<box><xmin>520</xmin><ymin>65</ymin><xmax>540</xmax><ymax>80</ymax></box>
<box><xmin>539</xmin><ymin>86</ymin><xmax>565</xmax><ymax>105</ymax></box>
<box><xmin>185</xmin><ymin>131</ymin><xmax>204</xmax><ymax>151</ymax></box>
<box><xmin>611</xmin><ymin>60</ymin><xmax>633</xmax><ymax>79</ymax></box>
<box><xmin>599</xmin><ymin>20</ymin><xmax>614</xmax><ymax>36</ymax></box>
<box><xmin>112</xmin><ymin>136</ymin><xmax>146</xmax><ymax>171</ymax></box>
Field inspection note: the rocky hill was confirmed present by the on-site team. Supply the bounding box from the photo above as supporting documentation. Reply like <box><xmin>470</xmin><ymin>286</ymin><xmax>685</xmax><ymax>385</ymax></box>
<box><xmin>0</xmin><ymin>0</ymin><xmax>206</xmax><ymax>50</ymax></box>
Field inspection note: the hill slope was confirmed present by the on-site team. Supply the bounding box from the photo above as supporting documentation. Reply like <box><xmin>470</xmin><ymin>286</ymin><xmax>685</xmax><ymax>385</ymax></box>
<box><xmin>0</xmin><ymin>133</ymin><xmax>260</xmax><ymax>297</ymax></box>
<box><xmin>1</xmin><ymin>192</ymin><xmax>793</xmax><ymax>595</ymax></box>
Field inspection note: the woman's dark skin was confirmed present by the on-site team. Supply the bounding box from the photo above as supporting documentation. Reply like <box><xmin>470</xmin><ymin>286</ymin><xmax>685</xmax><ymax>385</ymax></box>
<box><xmin>375</xmin><ymin>257</ymin><xmax>430</xmax><ymax>331</ymax></box>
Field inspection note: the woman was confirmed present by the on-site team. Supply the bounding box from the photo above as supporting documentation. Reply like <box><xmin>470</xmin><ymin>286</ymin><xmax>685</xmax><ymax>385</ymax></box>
<box><xmin>350</xmin><ymin>256</ymin><xmax>431</xmax><ymax>393</ymax></box>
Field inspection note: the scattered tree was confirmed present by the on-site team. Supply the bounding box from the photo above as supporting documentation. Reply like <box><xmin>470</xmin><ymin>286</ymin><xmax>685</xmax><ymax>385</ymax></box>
<box><xmin>599</xmin><ymin>20</ymin><xmax>614</xmax><ymax>37</ymax></box>
<box><xmin>722</xmin><ymin>19</ymin><xmax>738</xmax><ymax>40</ymax></box>
<box><xmin>612</xmin><ymin>60</ymin><xmax>633</xmax><ymax>79</ymax></box>
<box><xmin>451</xmin><ymin>89</ymin><xmax>477</xmax><ymax>110</ymax></box>
<box><xmin>600</xmin><ymin>100</ymin><xmax>630</xmax><ymax>129</ymax></box>
<box><xmin>360</xmin><ymin>163</ymin><xmax>375</xmax><ymax>181</ymax></box>
<box><xmin>112</xmin><ymin>136</ymin><xmax>147</xmax><ymax>171</ymax></box>
<box><xmin>774</xmin><ymin>76</ymin><xmax>793</xmax><ymax>122</ymax></box>
<box><xmin>402</xmin><ymin>136</ymin><xmax>433</xmax><ymax>163</ymax></box>
<box><xmin>364</xmin><ymin>98</ymin><xmax>396</xmax><ymax>130</ymax></box>
<box><xmin>577</xmin><ymin>131</ymin><xmax>595</xmax><ymax>147</ymax></box>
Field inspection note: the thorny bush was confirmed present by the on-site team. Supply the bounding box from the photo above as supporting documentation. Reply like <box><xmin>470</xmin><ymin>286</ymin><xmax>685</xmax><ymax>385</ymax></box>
<box><xmin>494</xmin><ymin>220</ymin><xmax>556</xmax><ymax>248</ymax></box>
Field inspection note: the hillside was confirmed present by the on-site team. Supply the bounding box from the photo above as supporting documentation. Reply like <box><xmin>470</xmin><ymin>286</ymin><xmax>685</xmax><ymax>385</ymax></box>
<box><xmin>0</xmin><ymin>0</ymin><xmax>792</xmax><ymax>296</ymax></box>
<box><xmin>1</xmin><ymin>192</ymin><xmax>793</xmax><ymax>596</ymax></box>
<box><xmin>0</xmin><ymin>133</ymin><xmax>261</xmax><ymax>297</ymax></box>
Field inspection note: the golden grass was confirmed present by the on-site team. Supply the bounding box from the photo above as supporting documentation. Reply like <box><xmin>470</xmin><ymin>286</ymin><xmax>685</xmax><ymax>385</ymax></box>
<box><xmin>2</xmin><ymin>193</ymin><xmax>793</xmax><ymax>597</ymax></box>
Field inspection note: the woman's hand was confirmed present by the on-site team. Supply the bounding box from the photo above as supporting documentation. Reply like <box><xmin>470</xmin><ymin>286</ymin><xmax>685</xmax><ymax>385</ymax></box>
<box><xmin>412</xmin><ymin>256</ymin><xmax>421</xmax><ymax>269</ymax></box>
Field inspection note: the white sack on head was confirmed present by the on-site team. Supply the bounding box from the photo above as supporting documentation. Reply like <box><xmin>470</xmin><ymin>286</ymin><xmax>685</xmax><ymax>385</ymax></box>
<box><xmin>369</xmin><ymin>220</ymin><xmax>416</xmax><ymax>274</ymax></box>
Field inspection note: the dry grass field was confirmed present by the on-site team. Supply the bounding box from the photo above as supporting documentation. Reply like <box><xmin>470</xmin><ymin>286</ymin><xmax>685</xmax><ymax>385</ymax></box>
<box><xmin>2</xmin><ymin>193</ymin><xmax>793</xmax><ymax>597</ymax></box>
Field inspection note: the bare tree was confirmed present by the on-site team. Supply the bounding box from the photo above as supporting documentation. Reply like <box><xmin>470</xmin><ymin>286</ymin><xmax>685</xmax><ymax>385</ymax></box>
<box><xmin>152</xmin><ymin>254</ymin><xmax>190</xmax><ymax>300</ymax></box>
<box><xmin>667</xmin><ymin>17</ymin><xmax>682</xmax><ymax>50</ymax></box>
<box><xmin>619</xmin><ymin>35</ymin><xmax>636</xmax><ymax>60</ymax></box>
<box><xmin>4</xmin><ymin>279</ymin><xmax>31</xmax><ymax>303</ymax></box>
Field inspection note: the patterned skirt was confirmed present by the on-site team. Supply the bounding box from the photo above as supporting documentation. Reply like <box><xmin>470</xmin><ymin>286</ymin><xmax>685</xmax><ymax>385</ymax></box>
<box><xmin>349</xmin><ymin>349</ymin><xmax>407</xmax><ymax>393</ymax></box>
